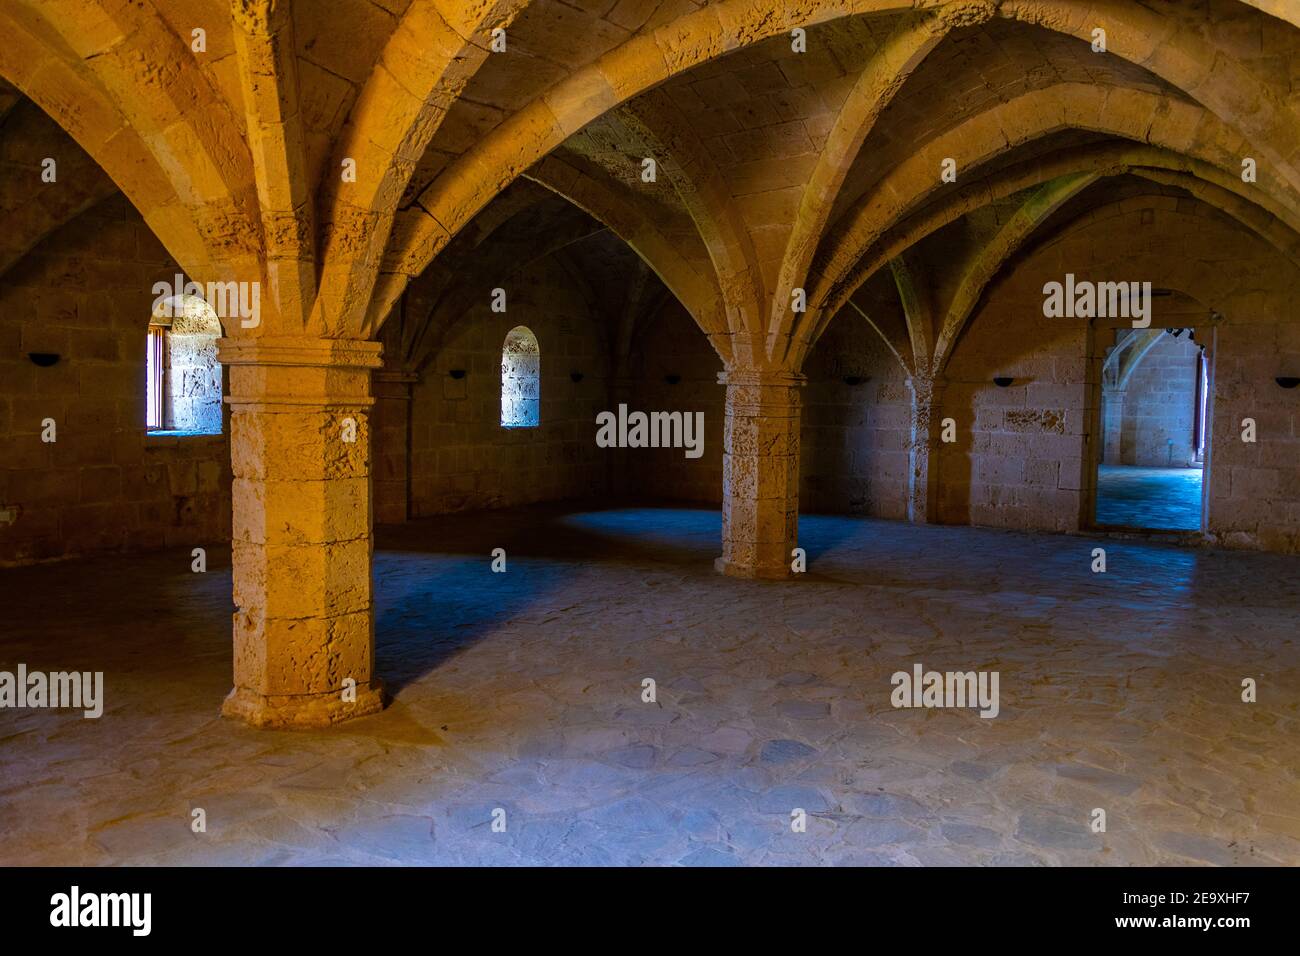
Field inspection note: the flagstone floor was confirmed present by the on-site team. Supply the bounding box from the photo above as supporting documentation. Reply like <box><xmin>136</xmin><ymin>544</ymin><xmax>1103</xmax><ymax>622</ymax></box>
<box><xmin>1</xmin><ymin>503</ymin><xmax>1297</xmax><ymax>866</ymax></box>
<box><xmin>1095</xmin><ymin>465</ymin><xmax>1203</xmax><ymax>531</ymax></box>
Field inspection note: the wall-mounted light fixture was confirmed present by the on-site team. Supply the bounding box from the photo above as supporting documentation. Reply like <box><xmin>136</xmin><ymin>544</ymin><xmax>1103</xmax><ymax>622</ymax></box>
<box><xmin>664</xmin><ymin>374</ymin><xmax>681</xmax><ymax>385</ymax></box>
<box><xmin>28</xmin><ymin>353</ymin><xmax>60</xmax><ymax>367</ymax></box>
<box><xmin>993</xmin><ymin>376</ymin><xmax>1014</xmax><ymax>387</ymax></box>
<box><xmin>448</xmin><ymin>368</ymin><xmax>466</xmax><ymax>379</ymax></box>
<box><xmin>1276</xmin><ymin>376</ymin><xmax>1300</xmax><ymax>389</ymax></box>
<box><xmin>570</xmin><ymin>371</ymin><xmax>584</xmax><ymax>383</ymax></box>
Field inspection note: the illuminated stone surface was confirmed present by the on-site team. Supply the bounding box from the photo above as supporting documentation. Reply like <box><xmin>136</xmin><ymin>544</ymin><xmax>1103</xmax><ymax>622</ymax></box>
<box><xmin>2</xmin><ymin>505</ymin><xmax>1296</xmax><ymax>866</ymax></box>
<box><xmin>0</xmin><ymin>2</ymin><xmax>1297</xmax><ymax>878</ymax></box>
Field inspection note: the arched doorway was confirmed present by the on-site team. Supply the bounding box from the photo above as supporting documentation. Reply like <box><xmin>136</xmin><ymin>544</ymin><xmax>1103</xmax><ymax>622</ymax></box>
<box><xmin>1091</xmin><ymin>292</ymin><xmax>1215</xmax><ymax>532</ymax></box>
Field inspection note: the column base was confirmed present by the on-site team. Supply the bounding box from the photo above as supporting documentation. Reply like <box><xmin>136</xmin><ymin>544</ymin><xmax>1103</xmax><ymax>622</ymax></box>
<box><xmin>221</xmin><ymin>681</ymin><xmax>387</xmax><ymax>730</ymax></box>
<box><xmin>713</xmin><ymin>556</ymin><xmax>794</xmax><ymax>580</ymax></box>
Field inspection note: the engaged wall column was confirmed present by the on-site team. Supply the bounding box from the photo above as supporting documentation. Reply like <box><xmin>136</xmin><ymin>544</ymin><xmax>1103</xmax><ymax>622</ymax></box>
<box><xmin>907</xmin><ymin>372</ymin><xmax>947</xmax><ymax>524</ymax></box>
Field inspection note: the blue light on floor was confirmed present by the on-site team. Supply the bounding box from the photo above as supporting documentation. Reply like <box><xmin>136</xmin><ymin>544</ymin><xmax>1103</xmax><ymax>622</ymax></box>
<box><xmin>1095</xmin><ymin>465</ymin><xmax>1202</xmax><ymax>531</ymax></box>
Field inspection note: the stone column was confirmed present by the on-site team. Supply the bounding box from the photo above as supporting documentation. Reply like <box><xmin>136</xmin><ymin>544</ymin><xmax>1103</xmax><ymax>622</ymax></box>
<box><xmin>606</xmin><ymin>371</ymin><xmax>634</xmax><ymax>498</ymax></box>
<box><xmin>715</xmin><ymin>368</ymin><xmax>804</xmax><ymax>579</ymax></box>
<box><xmin>372</xmin><ymin>369</ymin><xmax>419</xmax><ymax>524</ymax></box>
<box><xmin>906</xmin><ymin>372</ymin><xmax>947</xmax><ymax>524</ymax></box>
<box><xmin>218</xmin><ymin>336</ymin><xmax>386</xmax><ymax>729</ymax></box>
<box><xmin>1102</xmin><ymin>387</ymin><xmax>1125</xmax><ymax>465</ymax></box>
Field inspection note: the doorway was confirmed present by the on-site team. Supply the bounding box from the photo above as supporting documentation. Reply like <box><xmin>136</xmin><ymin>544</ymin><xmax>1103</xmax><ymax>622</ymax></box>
<box><xmin>1094</xmin><ymin>318</ymin><xmax>1212</xmax><ymax>532</ymax></box>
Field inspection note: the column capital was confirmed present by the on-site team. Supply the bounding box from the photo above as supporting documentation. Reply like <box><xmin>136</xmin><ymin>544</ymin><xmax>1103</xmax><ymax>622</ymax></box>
<box><xmin>219</xmin><ymin>336</ymin><xmax>384</xmax><ymax>412</ymax></box>
<box><xmin>906</xmin><ymin>371</ymin><xmax>949</xmax><ymax>393</ymax></box>
<box><xmin>717</xmin><ymin>368</ymin><xmax>807</xmax><ymax>388</ymax></box>
<box><xmin>373</xmin><ymin>369</ymin><xmax>421</xmax><ymax>386</ymax></box>
<box><xmin>217</xmin><ymin>335</ymin><xmax>383</xmax><ymax>370</ymax></box>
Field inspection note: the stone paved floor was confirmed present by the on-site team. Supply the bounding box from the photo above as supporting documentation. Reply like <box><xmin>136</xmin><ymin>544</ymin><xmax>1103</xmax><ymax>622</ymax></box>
<box><xmin>1</xmin><ymin>503</ymin><xmax>1297</xmax><ymax>866</ymax></box>
<box><xmin>1096</xmin><ymin>465</ymin><xmax>1203</xmax><ymax>531</ymax></box>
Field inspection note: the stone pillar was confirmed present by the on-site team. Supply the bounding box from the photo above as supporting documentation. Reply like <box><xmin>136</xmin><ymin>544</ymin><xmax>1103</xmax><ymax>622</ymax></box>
<box><xmin>606</xmin><ymin>372</ymin><xmax>634</xmax><ymax>498</ymax></box>
<box><xmin>906</xmin><ymin>373</ymin><xmax>947</xmax><ymax>524</ymax></box>
<box><xmin>218</xmin><ymin>336</ymin><xmax>386</xmax><ymax>729</ymax></box>
<box><xmin>372</xmin><ymin>369</ymin><xmax>419</xmax><ymax>524</ymax></box>
<box><xmin>715</xmin><ymin>368</ymin><xmax>804</xmax><ymax>579</ymax></box>
<box><xmin>1102</xmin><ymin>387</ymin><xmax>1125</xmax><ymax>465</ymax></box>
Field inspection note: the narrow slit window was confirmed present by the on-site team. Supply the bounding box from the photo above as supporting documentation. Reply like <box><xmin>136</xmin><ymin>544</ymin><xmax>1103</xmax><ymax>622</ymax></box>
<box><xmin>501</xmin><ymin>325</ymin><xmax>540</xmax><ymax>428</ymax></box>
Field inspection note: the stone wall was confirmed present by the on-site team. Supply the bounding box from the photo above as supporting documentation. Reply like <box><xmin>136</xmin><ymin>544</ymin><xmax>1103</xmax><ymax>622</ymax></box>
<box><xmin>618</xmin><ymin>297</ymin><xmax>913</xmax><ymax>517</ymax></box>
<box><xmin>940</xmin><ymin>198</ymin><xmax>1300</xmax><ymax>550</ymax></box>
<box><xmin>938</xmin><ymin>309</ymin><xmax>1089</xmax><ymax>533</ymax></box>
<box><xmin>622</xmin><ymin>300</ymin><xmax>724</xmax><ymax>505</ymax></box>
<box><xmin>1208</xmin><ymin>318</ymin><xmax>1300</xmax><ymax>553</ymax></box>
<box><xmin>801</xmin><ymin>312</ymin><xmax>911</xmax><ymax>518</ymax></box>
<box><xmin>0</xmin><ymin>198</ymin><xmax>231</xmax><ymax>566</ymax></box>
<box><xmin>163</xmin><ymin>190</ymin><xmax>1300</xmax><ymax>562</ymax></box>
<box><xmin>8</xmin><ymin>194</ymin><xmax>1300</xmax><ymax>569</ymax></box>
<box><xmin>406</xmin><ymin>257</ymin><xmax>611</xmax><ymax>516</ymax></box>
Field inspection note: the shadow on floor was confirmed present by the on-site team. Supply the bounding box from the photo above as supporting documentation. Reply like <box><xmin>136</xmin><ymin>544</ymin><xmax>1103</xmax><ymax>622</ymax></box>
<box><xmin>4</xmin><ymin>498</ymin><xmax>1295</xmax><ymax>701</ymax></box>
<box><xmin>375</xmin><ymin>501</ymin><xmax>722</xmax><ymax>692</ymax></box>
<box><xmin>3</xmin><ymin>500</ymin><xmax>1300</xmax><ymax>866</ymax></box>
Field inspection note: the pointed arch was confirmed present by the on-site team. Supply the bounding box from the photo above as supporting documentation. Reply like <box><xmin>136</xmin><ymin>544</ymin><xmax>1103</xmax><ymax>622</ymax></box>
<box><xmin>367</xmin><ymin>0</ymin><xmax>919</xmax><ymax>344</ymax></box>
<box><xmin>620</xmin><ymin>90</ymin><xmax>768</xmax><ymax>362</ymax></box>
<box><xmin>372</xmin><ymin>0</ymin><xmax>1297</xmax><ymax>366</ymax></box>
<box><xmin>0</xmin><ymin>0</ymin><xmax>260</xmax><ymax>285</ymax></box>
<box><xmin>772</xmin><ymin>12</ymin><xmax>948</xmax><ymax>354</ymax></box>
<box><xmin>797</xmin><ymin>84</ymin><xmax>1300</xmax><ymax>366</ymax></box>
<box><xmin>932</xmin><ymin>171</ymin><xmax>1099</xmax><ymax>373</ymax></box>
<box><xmin>310</xmin><ymin>0</ymin><xmax>531</xmax><ymax>336</ymax></box>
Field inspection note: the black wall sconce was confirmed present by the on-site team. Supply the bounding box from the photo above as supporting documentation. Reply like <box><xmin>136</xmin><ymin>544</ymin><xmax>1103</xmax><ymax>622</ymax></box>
<box><xmin>28</xmin><ymin>352</ymin><xmax>60</xmax><ymax>367</ymax></box>
<box><xmin>448</xmin><ymin>368</ymin><xmax>466</xmax><ymax>379</ymax></box>
<box><xmin>1277</xmin><ymin>376</ymin><xmax>1300</xmax><ymax>389</ymax></box>
<box><xmin>570</xmin><ymin>371</ymin><xmax>584</xmax><ymax>383</ymax></box>
<box><xmin>993</xmin><ymin>376</ymin><xmax>1014</xmax><ymax>387</ymax></box>
<box><xmin>842</xmin><ymin>375</ymin><xmax>867</xmax><ymax>386</ymax></box>
<box><xmin>664</xmin><ymin>374</ymin><xmax>681</xmax><ymax>385</ymax></box>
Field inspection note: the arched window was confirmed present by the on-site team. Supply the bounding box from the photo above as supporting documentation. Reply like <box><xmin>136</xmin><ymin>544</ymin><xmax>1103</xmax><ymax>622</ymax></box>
<box><xmin>501</xmin><ymin>325</ymin><xmax>540</xmax><ymax>428</ymax></box>
<box><xmin>147</xmin><ymin>294</ymin><xmax>223</xmax><ymax>435</ymax></box>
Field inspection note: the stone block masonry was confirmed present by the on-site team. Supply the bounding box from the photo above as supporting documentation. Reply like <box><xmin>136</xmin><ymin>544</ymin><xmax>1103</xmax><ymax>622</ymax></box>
<box><xmin>2</xmin><ymin>0</ymin><xmax>1300</xmax><ymax>744</ymax></box>
<box><xmin>0</xmin><ymin>197</ymin><xmax>230</xmax><ymax>566</ymax></box>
